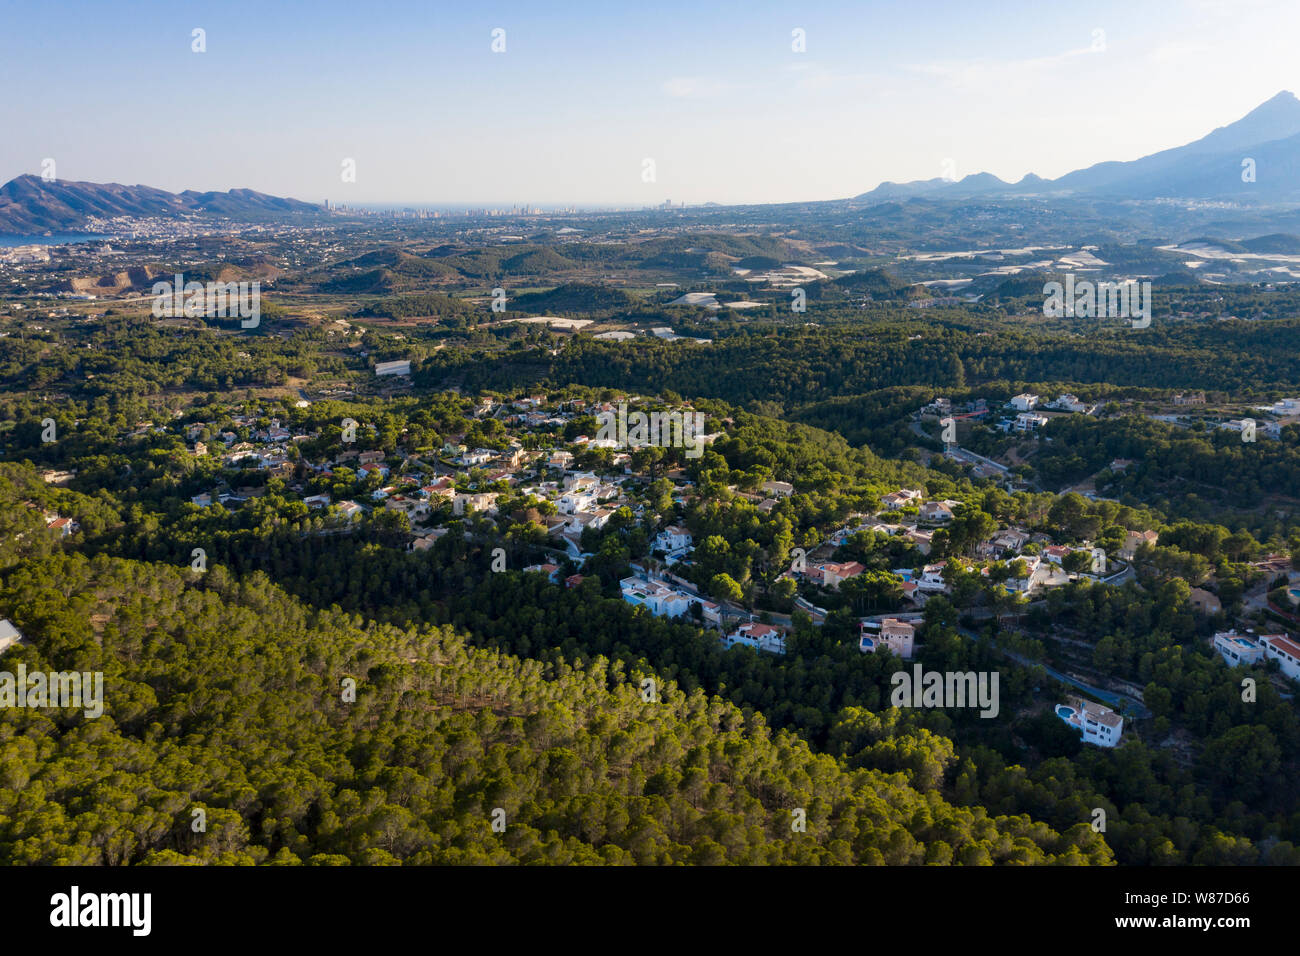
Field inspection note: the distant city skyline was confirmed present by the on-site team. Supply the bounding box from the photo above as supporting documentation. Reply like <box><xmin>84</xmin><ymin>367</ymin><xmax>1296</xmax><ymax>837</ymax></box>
<box><xmin>3</xmin><ymin>0</ymin><xmax>1297</xmax><ymax>206</ymax></box>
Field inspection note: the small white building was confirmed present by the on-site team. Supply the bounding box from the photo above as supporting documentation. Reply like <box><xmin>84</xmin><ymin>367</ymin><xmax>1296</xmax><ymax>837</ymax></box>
<box><xmin>453</xmin><ymin>492</ymin><xmax>499</xmax><ymax>516</ymax></box>
<box><xmin>0</xmin><ymin>619</ymin><xmax>23</xmax><ymax>654</ymax></box>
<box><xmin>558</xmin><ymin>490</ymin><xmax>598</xmax><ymax>514</ymax></box>
<box><xmin>460</xmin><ymin>449</ymin><xmax>494</xmax><ymax>467</ymax></box>
<box><xmin>881</xmin><ymin>489</ymin><xmax>924</xmax><ymax>511</ymax></box>
<box><xmin>1010</xmin><ymin>393</ymin><xmax>1039</xmax><ymax>412</ymax></box>
<box><xmin>1049</xmin><ymin>393</ymin><xmax>1088</xmax><ymax>413</ymax></box>
<box><xmin>724</xmin><ymin>622</ymin><xmax>787</xmax><ymax>655</ymax></box>
<box><xmin>919</xmin><ymin>500</ymin><xmax>957</xmax><ymax>523</ymax></box>
<box><xmin>336</xmin><ymin>500</ymin><xmax>365</xmax><ymax>520</ymax></box>
<box><xmin>917</xmin><ymin>562</ymin><xmax>949</xmax><ymax>592</ymax></box>
<box><xmin>654</xmin><ymin>526</ymin><xmax>693</xmax><ymax>554</ymax></box>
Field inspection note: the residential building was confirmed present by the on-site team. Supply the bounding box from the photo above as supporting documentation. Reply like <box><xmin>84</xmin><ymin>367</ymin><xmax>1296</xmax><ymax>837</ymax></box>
<box><xmin>453</xmin><ymin>492</ymin><xmax>499</xmax><ymax>515</ymax></box>
<box><xmin>559</xmin><ymin>490</ymin><xmax>597</xmax><ymax>514</ymax></box>
<box><xmin>1189</xmin><ymin>587</ymin><xmax>1223</xmax><ymax>615</ymax></box>
<box><xmin>0</xmin><ymin>619</ymin><xmax>23</xmax><ymax>654</ymax></box>
<box><xmin>1042</xmin><ymin>545</ymin><xmax>1073</xmax><ymax>565</ymax></box>
<box><xmin>563</xmin><ymin>472</ymin><xmax>599</xmax><ymax>492</ymax></box>
<box><xmin>1048</xmin><ymin>393</ymin><xmax>1088</xmax><ymax>413</ymax></box>
<box><xmin>859</xmin><ymin>618</ymin><xmax>915</xmax><ymax>658</ymax></box>
<box><xmin>917</xmin><ymin>562</ymin><xmax>949</xmax><ymax>592</ymax></box>
<box><xmin>1214</xmin><ymin>632</ymin><xmax>1264</xmax><ymax>667</ymax></box>
<box><xmin>653</xmin><ymin>526</ymin><xmax>693</xmax><ymax>554</ymax></box>
<box><xmin>1120</xmin><ymin>529</ymin><xmax>1159</xmax><ymax>559</ymax></box>
<box><xmin>811</xmin><ymin>561</ymin><xmax>866</xmax><ymax>589</ymax></box>
<box><xmin>524</xmin><ymin>563</ymin><xmax>561</xmax><ymax>583</ymax></box>
<box><xmin>409</xmin><ymin>529</ymin><xmax>448</xmax><ymax>551</ymax></box>
<box><xmin>906</xmin><ymin>528</ymin><xmax>934</xmax><ymax>555</ymax></box>
<box><xmin>724</xmin><ymin>622</ymin><xmax>787</xmax><ymax>655</ymax></box>
<box><xmin>335</xmin><ymin>500</ymin><xmax>364</xmax><ymax>520</ymax></box>
<box><xmin>1010</xmin><ymin>393</ymin><xmax>1039</xmax><ymax>411</ymax></box>
<box><xmin>385</xmin><ymin>495</ymin><xmax>431</xmax><ymax>520</ymax></box>
<box><xmin>1014</xmin><ymin>412</ymin><xmax>1049</xmax><ymax>432</ymax></box>
<box><xmin>919</xmin><ymin>500</ymin><xmax>957</xmax><ymax>523</ymax></box>
<box><xmin>47</xmin><ymin>517</ymin><xmax>78</xmax><ymax>537</ymax></box>
<box><xmin>881</xmin><ymin>489</ymin><xmax>923</xmax><ymax>511</ymax></box>
<box><xmin>1003</xmin><ymin>554</ymin><xmax>1051</xmax><ymax>594</ymax></box>
<box><xmin>620</xmin><ymin>577</ymin><xmax>692</xmax><ymax>619</ymax></box>
<box><xmin>991</xmin><ymin>529</ymin><xmax>1030</xmax><ymax>554</ymax></box>
<box><xmin>1057</xmin><ymin>696</ymin><xmax>1124</xmax><ymax>747</ymax></box>
<box><xmin>422</xmin><ymin>480</ymin><xmax>456</xmax><ymax>502</ymax></box>
<box><xmin>1261</xmin><ymin>634</ymin><xmax>1300</xmax><ymax>681</ymax></box>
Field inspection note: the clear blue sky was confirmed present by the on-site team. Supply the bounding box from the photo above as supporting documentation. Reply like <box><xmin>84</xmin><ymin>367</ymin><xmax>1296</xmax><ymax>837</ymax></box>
<box><xmin>2</xmin><ymin>0</ymin><xmax>1296</xmax><ymax>205</ymax></box>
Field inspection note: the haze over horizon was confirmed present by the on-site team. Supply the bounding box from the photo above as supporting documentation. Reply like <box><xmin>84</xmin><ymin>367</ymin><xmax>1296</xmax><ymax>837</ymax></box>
<box><xmin>3</xmin><ymin>0</ymin><xmax>1298</xmax><ymax>206</ymax></box>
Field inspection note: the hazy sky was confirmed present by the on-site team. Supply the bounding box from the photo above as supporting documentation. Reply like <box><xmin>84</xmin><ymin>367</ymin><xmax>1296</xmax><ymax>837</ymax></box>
<box><xmin>2</xmin><ymin>0</ymin><xmax>1297</xmax><ymax>205</ymax></box>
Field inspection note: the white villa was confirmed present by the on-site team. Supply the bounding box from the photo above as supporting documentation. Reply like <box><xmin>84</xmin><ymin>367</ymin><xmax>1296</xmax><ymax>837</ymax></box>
<box><xmin>723</xmin><ymin>622</ymin><xmax>787</xmax><ymax>655</ymax></box>
<box><xmin>859</xmin><ymin>618</ymin><xmax>915</xmax><ymax>658</ymax></box>
<box><xmin>1057</xmin><ymin>696</ymin><xmax>1124</xmax><ymax>747</ymax></box>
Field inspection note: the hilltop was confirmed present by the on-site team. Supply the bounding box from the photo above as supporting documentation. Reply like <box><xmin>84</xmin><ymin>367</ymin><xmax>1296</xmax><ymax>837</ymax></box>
<box><xmin>0</xmin><ymin>174</ymin><xmax>324</xmax><ymax>233</ymax></box>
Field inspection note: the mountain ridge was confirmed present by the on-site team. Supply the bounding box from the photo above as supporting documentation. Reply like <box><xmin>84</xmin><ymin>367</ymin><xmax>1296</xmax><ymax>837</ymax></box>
<box><xmin>854</xmin><ymin>91</ymin><xmax>1300</xmax><ymax>204</ymax></box>
<box><xmin>0</xmin><ymin>174</ymin><xmax>323</xmax><ymax>234</ymax></box>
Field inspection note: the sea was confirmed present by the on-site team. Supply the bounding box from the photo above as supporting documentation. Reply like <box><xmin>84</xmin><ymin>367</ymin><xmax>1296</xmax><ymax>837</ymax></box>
<box><xmin>0</xmin><ymin>233</ymin><xmax>112</xmax><ymax>248</ymax></box>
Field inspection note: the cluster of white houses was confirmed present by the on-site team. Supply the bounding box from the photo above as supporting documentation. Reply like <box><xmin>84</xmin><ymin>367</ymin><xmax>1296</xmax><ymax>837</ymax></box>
<box><xmin>620</xmin><ymin>576</ymin><xmax>722</xmax><ymax>624</ymax></box>
<box><xmin>174</xmin><ymin>396</ymin><xmax>719</xmax><ymax>561</ymax></box>
<box><xmin>619</xmin><ymin>575</ymin><xmax>791</xmax><ymax>654</ymax></box>
<box><xmin>161</xmin><ymin>397</ymin><xmax>1162</xmax><ymax>617</ymax></box>
<box><xmin>921</xmin><ymin>392</ymin><xmax>1100</xmax><ymax>439</ymax></box>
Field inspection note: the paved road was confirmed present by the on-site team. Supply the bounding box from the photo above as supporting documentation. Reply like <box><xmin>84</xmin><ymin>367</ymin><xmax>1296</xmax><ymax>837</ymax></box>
<box><xmin>959</xmin><ymin>624</ymin><xmax>1152</xmax><ymax>719</ymax></box>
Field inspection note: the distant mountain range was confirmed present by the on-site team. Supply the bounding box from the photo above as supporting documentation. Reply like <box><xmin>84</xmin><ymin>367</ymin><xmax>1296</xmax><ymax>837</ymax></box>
<box><xmin>6</xmin><ymin>91</ymin><xmax>1300</xmax><ymax>234</ymax></box>
<box><xmin>0</xmin><ymin>175</ymin><xmax>322</xmax><ymax>234</ymax></box>
<box><xmin>855</xmin><ymin>91</ymin><xmax>1300</xmax><ymax>204</ymax></box>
